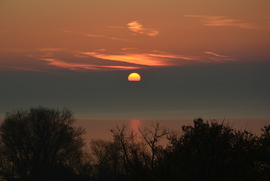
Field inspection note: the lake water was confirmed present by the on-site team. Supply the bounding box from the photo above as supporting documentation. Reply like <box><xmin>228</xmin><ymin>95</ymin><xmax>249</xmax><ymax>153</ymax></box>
<box><xmin>76</xmin><ymin>118</ymin><xmax>270</xmax><ymax>143</ymax></box>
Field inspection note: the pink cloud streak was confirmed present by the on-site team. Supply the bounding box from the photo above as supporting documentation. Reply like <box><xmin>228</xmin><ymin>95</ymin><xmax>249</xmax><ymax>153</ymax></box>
<box><xmin>185</xmin><ymin>15</ymin><xmax>258</xmax><ymax>29</ymax></box>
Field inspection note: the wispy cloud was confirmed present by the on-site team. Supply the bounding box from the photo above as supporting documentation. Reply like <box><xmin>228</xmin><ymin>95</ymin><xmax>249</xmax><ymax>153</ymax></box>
<box><xmin>84</xmin><ymin>34</ymin><xmax>135</xmax><ymax>42</ymax></box>
<box><xmin>1</xmin><ymin>48</ymin><xmax>237</xmax><ymax>72</ymax></box>
<box><xmin>108</xmin><ymin>37</ymin><xmax>136</xmax><ymax>43</ymax></box>
<box><xmin>62</xmin><ymin>21</ymin><xmax>159</xmax><ymax>43</ymax></box>
<box><xmin>40</xmin><ymin>58</ymin><xmax>140</xmax><ymax>71</ymax></box>
<box><xmin>81</xmin><ymin>52</ymin><xmax>167</xmax><ymax>66</ymax></box>
<box><xmin>147</xmin><ymin>53</ymin><xmax>194</xmax><ymax>60</ymax></box>
<box><xmin>122</xmin><ymin>48</ymin><xmax>138</xmax><ymax>51</ymax></box>
<box><xmin>127</xmin><ymin>21</ymin><xmax>159</xmax><ymax>36</ymax></box>
<box><xmin>37</xmin><ymin>48</ymin><xmax>66</xmax><ymax>52</ymax></box>
<box><xmin>185</xmin><ymin>15</ymin><xmax>258</xmax><ymax>29</ymax></box>
<box><xmin>205</xmin><ymin>51</ymin><xmax>236</xmax><ymax>61</ymax></box>
<box><xmin>63</xmin><ymin>30</ymin><xmax>134</xmax><ymax>43</ymax></box>
<box><xmin>84</xmin><ymin>34</ymin><xmax>105</xmax><ymax>38</ymax></box>
<box><xmin>78</xmin><ymin>50</ymin><xmax>204</xmax><ymax>67</ymax></box>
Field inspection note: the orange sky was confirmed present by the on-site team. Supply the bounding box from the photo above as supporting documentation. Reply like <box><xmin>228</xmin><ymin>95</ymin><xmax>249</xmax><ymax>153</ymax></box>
<box><xmin>1</xmin><ymin>0</ymin><xmax>269</xmax><ymax>72</ymax></box>
<box><xmin>0</xmin><ymin>0</ymin><xmax>270</xmax><ymax>123</ymax></box>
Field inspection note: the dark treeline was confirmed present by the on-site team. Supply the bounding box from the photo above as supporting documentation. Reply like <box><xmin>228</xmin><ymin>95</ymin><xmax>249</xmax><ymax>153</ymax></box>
<box><xmin>0</xmin><ymin>106</ymin><xmax>270</xmax><ymax>181</ymax></box>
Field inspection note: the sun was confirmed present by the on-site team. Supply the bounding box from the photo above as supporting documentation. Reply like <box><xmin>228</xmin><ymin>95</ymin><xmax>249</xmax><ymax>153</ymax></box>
<box><xmin>128</xmin><ymin>73</ymin><xmax>141</xmax><ymax>81</ymax></box>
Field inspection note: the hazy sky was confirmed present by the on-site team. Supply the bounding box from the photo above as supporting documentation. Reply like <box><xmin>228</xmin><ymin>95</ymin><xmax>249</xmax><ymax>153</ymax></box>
<box><xmin>0</xmin><ymin>0</ymin><xmax>270</xmax><ymax>123</ymax></box>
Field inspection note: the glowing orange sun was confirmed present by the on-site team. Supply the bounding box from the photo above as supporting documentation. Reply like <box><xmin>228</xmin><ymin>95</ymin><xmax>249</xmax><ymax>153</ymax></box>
<box><xmin>128</xmin><ymin>73</ymin><xmax>141</xmax><ymax>81</ymax></box>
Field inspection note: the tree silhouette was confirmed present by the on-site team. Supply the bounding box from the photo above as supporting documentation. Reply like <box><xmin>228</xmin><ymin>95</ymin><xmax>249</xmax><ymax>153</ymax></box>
<box><xmin>138</xmin><ymin>122</ymin><xmax>168</xmax><ymax>180</ymax></box>
<box><xmin>1</xmin><ymin>107</ymin><xmax>269</xmax><ymax>181</ymax></box>
<box><xmin>258</xmin><ymin>125</ymin><xmax>270</xmax><ymax>179</ymax></box>
<box><xmin>90</xmin><ymin>139</ymin><xmax>123</xmax><ymax>181</ymax></box>
<box><xmin>110</xmin><ymin>125</ymin><xmax>147</xmax><ymax>180</ymax></box>
<box><xmin>107</xmin><ymin>122</ymin><xmax>168</xmax><ymax>181</ymax></box>
<box><xmin>166</xmin><ymin>118</ymin><xmax>260</xmax><ymax>181</ymax></box>
<box><xmin>0</xmin><ymin>106</ymin><xmax>85</xmax><ymax>180</ymax></box>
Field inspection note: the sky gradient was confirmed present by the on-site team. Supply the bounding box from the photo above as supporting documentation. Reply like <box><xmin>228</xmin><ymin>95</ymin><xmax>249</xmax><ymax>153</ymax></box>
<box><xmin>1</xmin><ymin>0</ymin><xmax>270</xmax><ymax>136</ymax></box>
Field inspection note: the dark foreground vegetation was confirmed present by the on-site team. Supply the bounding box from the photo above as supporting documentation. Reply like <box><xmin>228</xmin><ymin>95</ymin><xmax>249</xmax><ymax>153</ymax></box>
<box><xmin>0</xmin><ymin>107</ymin><xmax>270</xmax><ymax>181</ymax></box>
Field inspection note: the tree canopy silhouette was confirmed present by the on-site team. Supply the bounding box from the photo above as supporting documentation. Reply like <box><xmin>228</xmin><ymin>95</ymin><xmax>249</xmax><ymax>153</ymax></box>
<box><xmin>166</xmin><ymin>118</ymin><xmax>260</xmax><ymax>181</ymax></box>
<box><xmin>0</xmin><ymin>106</ymin><xmax>85</xmax><ymax>180</ymax></box>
